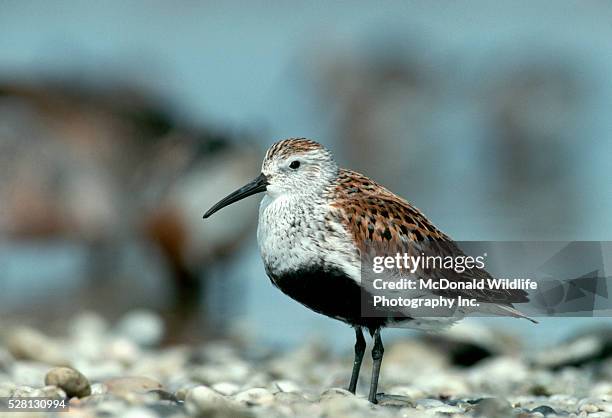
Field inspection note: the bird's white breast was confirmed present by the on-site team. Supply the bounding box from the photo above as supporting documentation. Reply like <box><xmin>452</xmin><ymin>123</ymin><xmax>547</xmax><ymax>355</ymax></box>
<box><xmin>257</xmin><ymin>193</ymin><xmax>360</xmax><ymax>282</ymax></box>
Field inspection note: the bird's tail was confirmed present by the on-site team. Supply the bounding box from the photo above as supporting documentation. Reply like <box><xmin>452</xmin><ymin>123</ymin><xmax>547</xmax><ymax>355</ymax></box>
<box><xmin>489</xmin><ymin>304</ymin><xmax>538</xmax><ymax>324</ymax></box>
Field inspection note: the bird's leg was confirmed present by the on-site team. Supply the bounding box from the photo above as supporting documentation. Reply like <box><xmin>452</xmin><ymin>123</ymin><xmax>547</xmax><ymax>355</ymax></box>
<box><xmin>348</xmin><ymin>327</ymin><xmax>366</xmax><ymax>394</ymax></box>
<box><xmin>368</xmin><ymin>328</ymin><xmax>384</xmax><ymax>404</ymax></box>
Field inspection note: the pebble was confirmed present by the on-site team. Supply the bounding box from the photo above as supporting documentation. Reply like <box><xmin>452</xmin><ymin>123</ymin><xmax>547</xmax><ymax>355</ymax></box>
<box><xmin>274</xmin><ymin>391</ymin><xmax>312</xmax><ymax>405</ymax></box>
<box><xmin>104</xmin><ymin>376</ymin><xmax>163</xmax><ymax>397</ymax></box>
<box><xmin>106</xmin><ymin>337</ymin><xmax>141</xmax><ymax>365</ymax></box>
<box><xmin>114</xmin><ymin>310</ymin><xmax>164</xmax><ymax>347</ymax></box>
<box><xmin>531</xmin><ymin>405</ymin><xmax>557</xmax><ymax>416</ymax></box>
<box><xmin>319</xmin><ymin>387</ymin><xmax>355</xmax><ymax>400</ymax></box>
<box><xmin>191</xmin><ymin>361</ymin><xmax>251</xmax><ymax>384</ymax></box>
<box><xmin>319</xmin><ymin>394</ymin><xmax>372</xmax><ymax>416</ymax></box>
<box><xmin>32</xmin><ymin>385</ymin><xmax>67</xmax><ymax>399</ymax></box>
<box><xmin>186</xmin><ymin>385</ymin><xmax>227</xmax><ymax>407</ymax></box>
<box><xmin>376</xmin><ymin>394</ymin><xmax>414</xmax><ymax>408</ymax></box>
<box><xmin>0</xmin><ymin>318</ymin><xmax>610</xmax><ymax>417</ymax></box>
<box><xmin>273</xmin><ymin>379</ymin><xmax>301</xmax><ymax>393</ymax></box>
<box><xmin>185</xmin><ymin>385</ymin><xmax>252</xmax><ymax>417</ymax></box>
<box><xmin>472</xmin><ymin>397</ymin><xmax>514</xmax><ymax>417</ymax></box>
<box><xmin>234</xmin><ymin>387</ymin><xmax>275</xmax><ymax>406</ymax></box>
<box><xmin>45</xmin><ymin>366</ymin><xmax>91</xmax><ymax>398</ymax></box>
<box><xmin>6</xmin><ymin>327</ymin><xmax>68</xmax><ymax>365</ymax></box>
<box><xmin>212</xmin><ymin>381</ymin><xmax>241</xmax><ymax>396</ymax></box>
<box><xmin>579</xmin><ymin>402</ymin><xmax>600</xmax><ymax>413</ymax></box>
<box><xmin>68</xmin><ymin>312</ymin><xmax>110</xmax><ymax>338</ymax></box>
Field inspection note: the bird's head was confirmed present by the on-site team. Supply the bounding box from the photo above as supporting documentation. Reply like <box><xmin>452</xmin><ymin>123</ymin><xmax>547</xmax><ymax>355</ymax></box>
<box><xmin>203</xmin><ymin>138</ymin><xmax>338</xmax><ymax>218</ymax></box>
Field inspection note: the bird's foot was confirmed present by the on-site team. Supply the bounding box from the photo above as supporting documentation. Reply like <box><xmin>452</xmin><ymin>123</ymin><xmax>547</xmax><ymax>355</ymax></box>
<box><xmin>369</xmin><ymin>392</ymin><xmax>382</xmax><ymax>404</ymax></box>
<box><xmin>372</xmin><ymin>393</ymin><xmax>414</xmax><ymax>407</ymax></box>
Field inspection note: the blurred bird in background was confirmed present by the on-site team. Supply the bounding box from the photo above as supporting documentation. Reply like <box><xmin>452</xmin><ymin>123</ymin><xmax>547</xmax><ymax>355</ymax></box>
<box><xmin>0</xmin><ymin>80</ymin><xmax>260</xmax><ymax>342</ymax></box>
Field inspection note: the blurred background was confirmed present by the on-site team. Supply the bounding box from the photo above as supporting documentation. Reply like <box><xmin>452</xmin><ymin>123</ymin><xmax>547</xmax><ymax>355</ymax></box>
<box><xmin>0</xmin><ymin>0</ymin><xmax>611</xmax><ymax>348</ymax></box>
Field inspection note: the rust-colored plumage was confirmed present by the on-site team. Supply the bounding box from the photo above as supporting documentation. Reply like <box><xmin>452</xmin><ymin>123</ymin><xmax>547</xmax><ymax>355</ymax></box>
<box><xmin>204</xmin><ymin>137</ymin><xmax>535</xmax><ymax>403</ymax></box>
<box><xmin>265</xmin><ymin>138</ymin><xmax>326</xmax><ymax>160</ymax></box>
<box><xmin>331</xmin><ymin>168</ymin><xmax>449</xmax><ymax>247</ymax></box>
<box><xmin>329</xmin><ymin>168</ymin><xmax>530</xmax><ymax>306</ymax></box>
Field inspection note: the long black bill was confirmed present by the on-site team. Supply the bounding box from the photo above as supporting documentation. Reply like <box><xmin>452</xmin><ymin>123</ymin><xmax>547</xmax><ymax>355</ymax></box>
<box><xmin>203</xmin><ymin>173</ymin><xmax>268</xmax><ymax>219</ymax></box>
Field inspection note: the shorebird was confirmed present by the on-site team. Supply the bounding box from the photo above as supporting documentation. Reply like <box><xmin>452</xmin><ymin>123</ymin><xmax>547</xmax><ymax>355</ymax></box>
<box><xmin>0</xmin><ymin>81</ymin><xmax>258</xmax><ymax>341</ymax></box>
<box><xmin>203</xmin><ymin>138</ymin><xmax>534</xmax><ymax>403</ymax></box>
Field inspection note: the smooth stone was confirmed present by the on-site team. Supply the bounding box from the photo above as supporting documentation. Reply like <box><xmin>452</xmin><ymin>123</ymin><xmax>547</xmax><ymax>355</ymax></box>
<box><xmin>273</xmin><ymin>380</ymin><xmax>301</xmax><ymax>393</ymax></box>
<box><xmin>376</xmin><ymin>394</ymin><xmax>414</xmax><ymax>408</ymax></box>
<box><xmin>531</xmin><ymin>405</ymin><xmax>557</xmax><ymax>416</ymax></box>
<box><xmin>129</xmin><ymin>348</ymin><xmax>188</xmax><ymax>380</ymax></box>
<box><xmin>31</xmin><ymin>385</ymin><xmax>67</xmax><ymax>399</ymax></box>
<box><xmin>579</xmin><ymin>403</ymin><xmax>600</xmax><ymax>413</ymax></box>
<box><xmin>319</xmin><ymin>387</ymin><xmax>355</xmax><ymax>400</ymax></box>
<box><xmin>212</xmin><ymin>382</ymin><xmax>240</xmax><ymax>396</ymax></box>
<box><xmin>274</xmin><ymin>391</ymin><xmax>311</xmax><ymax>405</ymax></box>
<box><xmin>105</xmin><ymin>376</ymin><xmax>162</xmax><ymax>397</ymax></box>
<box><xmin>578</xmin><ymin>396</ymin><xmax>610</xmax><ymax>413</ymax></box>
<box><xmin>319</xmin><ymin>395</ymin><xmax>372</xmax><ymax>416</ymax></box>
<box><xmin>469</xmin><ymin>357</ymin><xmax>530</xmax><ymax>384</ymax></box>
<box><xmin>590</xmin><ymin>382</ymin><xmax>612</xmax><ymax>396</ymax></box>
<box><xmin>67</xmin><ymin>312</ymin><xmax>109</xmax><ymax>360</ymax></box>
<box><xmin>185</xmin><ymin>385</ymin><xmax>227</xmax><ymax>409</ymax></box>
<box><xmin>106</xmin><ymin>337</ymin><xmax>141</xmax><ymax>365</ymax></box>
<box><xmin>45</xmin><ymin>366</ymin><xmax>91</xmax><ymax>398</ymax></box>
<box><xmin>7</xmin><ymin>327</ymin><xmax>68</xmax><ymax>365</ymax></box>
<box><xmin>240</xmin><ymin>372</ymin><xmax>269</xmax><ymax>389</ymax></box>
<box><xmin>185</xmin><ymin>385</ymin><xmax>252</xmax><ymax>418</ymax></box>
<box><xmin>234</xmin><ymin>388</ymin><xmax>274</xmax><ymax>406</ymax></box>
<box><xmin>191</xmin><ymin>361</ymin><xmax>251</xmax><ymax>384</ymax></box>
<box><xmin>68</xmin><ymin>311</ymin><xmax>109</xmax><ymax>338</ymax></box>
<box><xmin>115</xmin><ymin>310</ymin><xmax>164</xmax><ymax>347</ymax></box>
<box><xmin>472</xmin><ymin>397</ymin><xmax>514</xmax><ymax>417</ymax></box>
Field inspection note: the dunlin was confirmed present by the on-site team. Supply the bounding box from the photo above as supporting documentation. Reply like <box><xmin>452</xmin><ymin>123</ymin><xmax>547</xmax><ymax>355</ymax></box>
<box><xmin>204</xmin><ymin>138</ymin><xmax>534</xmax><ymax>403</ymax></box>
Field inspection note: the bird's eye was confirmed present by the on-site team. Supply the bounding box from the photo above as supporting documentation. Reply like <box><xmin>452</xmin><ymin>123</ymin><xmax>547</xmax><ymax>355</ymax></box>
<box><xmin>289</xmin><ymin>160</ymin><xmax>301</xmax><ymax>169</ymax></box>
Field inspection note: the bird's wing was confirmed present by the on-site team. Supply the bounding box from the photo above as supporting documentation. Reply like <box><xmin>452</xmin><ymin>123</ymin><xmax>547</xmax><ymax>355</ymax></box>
<box><xmin>329</xmin><ymin>169</ymin><xmax>530</xmax><ymax>308</ymax></box>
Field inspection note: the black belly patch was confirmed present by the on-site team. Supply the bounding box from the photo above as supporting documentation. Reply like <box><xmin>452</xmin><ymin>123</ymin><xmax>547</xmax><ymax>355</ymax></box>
<box><xmin>268</xmin><ymin>265</ymin><xmax>411</xmax><ymax>331</ymax></box>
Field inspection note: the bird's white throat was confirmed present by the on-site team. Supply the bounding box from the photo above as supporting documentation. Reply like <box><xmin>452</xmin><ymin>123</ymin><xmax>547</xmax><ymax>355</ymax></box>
<box><xmin>257</xmin><ymin>191</ymin><xmax>360</xmax><ymax>281</ymax></box>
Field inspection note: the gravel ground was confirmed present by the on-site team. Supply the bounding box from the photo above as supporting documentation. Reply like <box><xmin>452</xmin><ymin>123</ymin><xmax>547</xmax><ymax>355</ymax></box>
<box><xmin>0</xmin><ymin>311</ymin><xmax>611</xmax><ymax>418</ymax></box>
